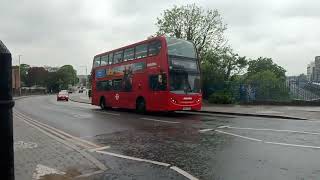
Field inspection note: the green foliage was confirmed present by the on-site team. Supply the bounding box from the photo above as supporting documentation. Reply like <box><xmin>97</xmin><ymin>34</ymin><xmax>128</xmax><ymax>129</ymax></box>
<box><xmin>246</xmin><ymin>70</ymin><xmax>290</xmax><ymax>101</ymax></box>
<box><xmin>156</xmin><ymin>4</ymin><xmax>227</xmax><ymax>59</ymax></box>
<box><xmin>201</xmin><ymin>47</ymin><xmax>247</xmax><ymax>97</ymax></box>
<box><xmin>247</xmin><ymin>57</ymin><xmax>286</xmax><ymax>80</ymax></box>
<box><xmin>55</xmin><ymin>65</ymin><xmax>78</xmax><ymax>90</ymax></box>
<box><xmin>208</xmin><ymin>90</ymin><xmax>234</xmax><ymax>104</ymax></box>
<box><xmin>20</xmin><ymin>64</ymin><xmax>30</xmax><ymax>86</ymax></box>
<box><xmin>26</xmin><ymin>67</ymin><xmax>48</xmax><ymax>86</ymax></box>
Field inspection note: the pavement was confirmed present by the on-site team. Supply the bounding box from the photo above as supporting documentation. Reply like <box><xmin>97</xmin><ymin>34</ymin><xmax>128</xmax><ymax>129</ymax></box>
<box><xmin>14</xmin><ymin>110</ymin><xmax>104</xmax><ymax>180</ymax></box>
<box><xmin>69</xmin><ymin>92</ymin><xmax>320</xmax><ymax>120</ymax></box>
<box><xmin>14</xmin><ymin>95</ymin><xmax>320</xmax><ymax>180</ymax></box>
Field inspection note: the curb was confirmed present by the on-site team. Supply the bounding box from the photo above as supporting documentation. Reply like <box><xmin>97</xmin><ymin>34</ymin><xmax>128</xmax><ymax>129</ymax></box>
<box><xmin>68</xmin><ymin>97</ymin><xmax>308</xmax><ymax>120</ymax></box>
<box><xmin>195</xmin><ymin>110</ymin><xmax>308</xmax><ymax>120</ymax></box>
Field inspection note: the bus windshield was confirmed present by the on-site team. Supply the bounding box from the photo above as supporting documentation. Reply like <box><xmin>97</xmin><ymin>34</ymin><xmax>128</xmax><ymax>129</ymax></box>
<box><xmin>167</xmin><ymin>38</ymin><xmax>200</xmax><ymax>94</ymax></box>
<box><xmin>166</xmin><ymin>37</ymin><xmax>196</xmax><ymax>58</ymax></box>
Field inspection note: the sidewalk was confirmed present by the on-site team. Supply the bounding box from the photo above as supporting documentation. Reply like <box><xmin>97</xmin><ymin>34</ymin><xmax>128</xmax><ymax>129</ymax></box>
<box><xmin>201</xmin><ymin>103</ymin><xmax>320</xmax><ymax>120</ymax></box>
<box><xmin>69</xmin><ymin>93</ymin><xmax>320</xmax><ymax>120</ymax></box>
<box><xmin>14</xmin><ymin>112</ymin><xmax>103</xmax><ymax>180</ymax></box>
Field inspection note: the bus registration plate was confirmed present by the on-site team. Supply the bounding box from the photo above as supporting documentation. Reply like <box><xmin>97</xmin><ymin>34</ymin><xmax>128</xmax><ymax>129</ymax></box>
<box><xmin>183</xmin><ymin>107</ymin><xmax>191</xmax><ymax>110</ymax></box>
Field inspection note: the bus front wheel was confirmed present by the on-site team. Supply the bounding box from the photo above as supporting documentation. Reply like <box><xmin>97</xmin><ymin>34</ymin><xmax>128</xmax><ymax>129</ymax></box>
<box><xmin>100</xmin><ymin>97</ymin><xmax>106</xmax><ymax>110</ymax></box>
<box><xmin>136</xmin><ymin>98</ymin><xmax>146</xmax><ymax>114</ymax></box>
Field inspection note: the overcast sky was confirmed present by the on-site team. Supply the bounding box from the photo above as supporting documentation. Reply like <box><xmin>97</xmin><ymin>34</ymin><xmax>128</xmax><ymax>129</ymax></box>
<box><xmin>1</xmin><ymin>0</ymin><xmax>319</xmax><ymax>75</ymax></box>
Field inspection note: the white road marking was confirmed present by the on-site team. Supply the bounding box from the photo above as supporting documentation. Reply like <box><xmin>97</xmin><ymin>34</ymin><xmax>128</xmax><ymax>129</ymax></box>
<box><xmin>215</xmin><ymin>130</ymin><xmax>263</xmax><ymax>142</ymax></box>
<box><xmin>14</xmin><ymin>141</ymin><xmax>38</xmax><ymax>151</ymax></box>
<box><xmin>219</xmin><ymin>126</ymin><xmax>320</xmax><ymax>136</ymax></box>
<box><xmin>95</xmin><ymin>150</ymin><xmax>170</xmax><ymax>167</ymax></box>
<box><xmin>14</xmin><ymin>112</ymin><xmax>108</xmax><ymax>171</ymax></box>
<box><xmin>93</xmin><ymin>110</ymin><xmax>120</xmax><ymax>116</ymax></box>
<box><xmin>199</xmin><ymin>129</ymin><xmax>213</xmax><ymax>133</ymax></box>
<box><xmin>32</xmin><ymin>164</ymin><xmax>65</xmax><ymax>180</ymax></box>
<box><xmin>170</xmin><ymin>166</ymin><xmax>199</xmax><ymax>180</ymax></box>
<box><xmin>94</xmin><ymin>150</ymin><xmax>199</xmax><ymax>180</ymax></box>
<box><xmin>216</xmin><ymin>125</ymin><xmax>230</xmax><ymax>129</ymax></box>
<box><xmin>215</xmin><ymin>129</ymin><xmax>320</xmax><ymax>150</ymax></box>
<box><xmin>14</xmin><ymin>111</ymin><xmax>100</xmax><ymax>148</ymax></box>
<box><xmin>264</xmin><ymin>141</ymin><xmax>320</xmax><ymax>149</ymax></box>
<box><xmin>88</xmin><ymin>146</ymin><xmax>110</xmax><ymax>152</ymax></box>
<box><xmin>140</xmin><ymin>117</ymin><xmax>180</xmax><ymax>124</ymax></box>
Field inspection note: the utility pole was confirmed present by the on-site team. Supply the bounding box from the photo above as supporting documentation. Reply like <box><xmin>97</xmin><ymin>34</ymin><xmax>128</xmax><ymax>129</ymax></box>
<box><xmin>0</xmin><ymin>40</ymin><xmax>15</xmax><ymax>180</ymax></box>
<box><xmin>18</xmin><ymin>54</ymin><xmax>22</xmax><ymax>96</ymax></box>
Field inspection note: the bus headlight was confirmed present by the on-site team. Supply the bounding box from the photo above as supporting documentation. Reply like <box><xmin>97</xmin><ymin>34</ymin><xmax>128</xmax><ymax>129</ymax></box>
<box><xmin>196</xmin><ymin>98</ymin><xmax>201</xmax><ymax>103</ymax></box>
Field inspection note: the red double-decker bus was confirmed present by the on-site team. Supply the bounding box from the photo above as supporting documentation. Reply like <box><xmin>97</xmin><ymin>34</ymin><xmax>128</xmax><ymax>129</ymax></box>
<box><xmin>91</xmin><ymin>36</ymin><xmax>202</xmax><ymax>112</ymax></box>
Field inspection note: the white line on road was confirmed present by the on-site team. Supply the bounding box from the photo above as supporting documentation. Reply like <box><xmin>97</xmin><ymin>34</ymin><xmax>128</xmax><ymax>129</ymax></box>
<box><xmin>215</xmin><ymin>130</ymin><xmax>263</xmax><ymax>142</ymax></box>
<box><xmin>95</xmin><ymin>150</ymin><xmax>171</xmax><ymax>167</ymax></box>
<box><xmin>14</xmin><ymin>111</ymin><xmax>100</xmax><ymax>148</ymax></box>
<box><xmin>215</xmin><ymin>129</ymin><xmax>320</xmax><ymax>150</ymax></box>
<box><xmin>88</xmin><ymin>146</ymin><xmax>110</xmax><ymax>152</ymax></box>
<box><xmin>94</xmin><ymin>150</ymin><xmax>199</xmax><ymax>180</ymax></box>
<box><xmin>199</xmin><ymin>129</ymin><xmax>213</xmax><ymax>133</ymax></box>
<box><xmin>93</xmin><ymin>110</ymin><xmax>121</xmax><ymax>116</ymax></box>
<box><xmin>170</xmin><ymin>166</ymin><xmax>199</xmax><ymax>180</ymax></box>
<box><xmin>219</xmin><ymin>126</ymin><xmax>320</xmax><ymax>136</ymax></box>
<box><xmin>264</xmin><ymin>141</ymin><xmax>320</xmax><ymax>149</ymax></box>
<box><xmin>140</xmin><ymin>117</ymin><xmax>180</xmax><ymax>124</ymax></box>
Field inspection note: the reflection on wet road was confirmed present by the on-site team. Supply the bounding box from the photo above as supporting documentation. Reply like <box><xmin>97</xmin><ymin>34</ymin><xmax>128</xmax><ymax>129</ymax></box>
<box><xmin>15</xmin><ymin>95</ymin><xmax>320</xmax><ymax>180</ymax></box>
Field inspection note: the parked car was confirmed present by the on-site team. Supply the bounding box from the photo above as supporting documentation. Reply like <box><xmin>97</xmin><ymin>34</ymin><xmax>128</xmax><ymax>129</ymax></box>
<box><xmin>57</xmin><ymin>91</ymin><xmax>69</xmax><ymax>101</ymax></box>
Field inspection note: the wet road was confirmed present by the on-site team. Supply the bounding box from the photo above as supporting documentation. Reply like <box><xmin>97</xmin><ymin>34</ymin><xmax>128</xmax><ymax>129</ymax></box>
<box><xmin>15</xmin><ymin>95</ymin><xmax>320</xmax><ymax>180</ymax></box>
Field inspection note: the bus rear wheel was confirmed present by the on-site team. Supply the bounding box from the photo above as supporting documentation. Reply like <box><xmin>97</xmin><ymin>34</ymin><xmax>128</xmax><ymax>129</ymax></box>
<box><xmin>136</xmin><ymin>98</ymin><xmax>146</xmax><ymax>114</ymax></box>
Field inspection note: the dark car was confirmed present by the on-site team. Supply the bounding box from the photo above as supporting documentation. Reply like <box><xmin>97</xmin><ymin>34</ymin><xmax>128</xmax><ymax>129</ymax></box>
<box><xmin>57</xmin><ymin>91</ymin><xmax>69</xmax><ymax>101</ymax></box>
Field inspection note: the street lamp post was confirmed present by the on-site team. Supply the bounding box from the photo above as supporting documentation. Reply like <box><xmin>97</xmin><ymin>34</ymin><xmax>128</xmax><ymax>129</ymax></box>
<box><xmin>18</xmin><ymin>55</ymin><xmax>22</xmax><ymax>96</ymax></box>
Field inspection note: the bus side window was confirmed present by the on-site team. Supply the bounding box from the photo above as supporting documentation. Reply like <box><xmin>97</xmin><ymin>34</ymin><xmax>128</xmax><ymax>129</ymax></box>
<box><xmin>148</xmin><ymin>40</ymin><xmax>161</xmax><ymax>56</ymax></box>
<box><xmin>114</xmin><ymin>50</ymin><xmax>123</xmax><ymax>64</ymax></box>
<box><xmin>113</xmin><ymin>79</ymin><xmax>122</xmax><ymax>91</ymax></box>
<box><xmin>100</xmin><ymin>55</ymin><xmax>108</xmax><ymax>66</ymax></box>
<box><xmin>109</xmin><ymin>53</ymin><xmax>113</xmax><ymax>64</ymax></box>
<box><xmin>135</xmin><ymin>44</ymin><xmax>147</xmax><ymax>59</ymax></box>
<box><xmin>93</xmin><ymin>57</ymin><xmax>101</xmax><ymax>68</ymax></box>
<box><xmin>97</xmin><ymin>80</ymin><xmax>111</xmax><ymax>91</ymax></box>
<box><xmin>149</xmin><ymin>73</ymin><xmax>167</xmax><ymax>91</ymax></box>
<box><xmin>124</xmin><ymin>48</ymin><xmax>134</xmax><ymax>61</ymax></box>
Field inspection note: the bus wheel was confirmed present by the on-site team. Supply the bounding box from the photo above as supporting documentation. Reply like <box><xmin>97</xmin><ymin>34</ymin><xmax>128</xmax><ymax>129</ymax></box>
<box><xmin>100</xmin><ymin>97</ymin><xmax>106</xmax><ymax>110</ymax></box>
<box><xmin>136</xmin><ymin>98</ymin><xmax>146</xmax><ymax>114</ymax></box>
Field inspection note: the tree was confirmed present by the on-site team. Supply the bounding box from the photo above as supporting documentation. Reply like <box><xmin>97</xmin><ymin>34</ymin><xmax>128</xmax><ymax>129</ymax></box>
<box><xmin>246</xmin><ymin>70</ymin><xmax>289</xmax><ymax>101</ymax></box>
<box><xmin>20</xmin><ymin>63</ymin><xmax>30</xmax><ymax>86</ymax></box>
<box><xmin>56</xmin><ymin>65</ymin><xmax>78</xmax><ymax>90</ymax></box>
<box><xmin>46</xmin><ymin>71</ymin><xmax>60</xmax><ymax>93</ymax></box>
<box><xmin>201</xmin><ymin>47</ymin><xmax>247</xmax><ymax>98</ymax></box>
<box><xmin>26</xmin><ymin>67</ymin><xmax>48</xmax><ymax>87</ymax></box>
<box><xmin>156</xmin><ymin>4</ymin><xmax>227</xmax><ymax>59</ymax></box>
<box><xmin>202</xmin><ymin>47</ymin><xmax>247</xmax><ymax>81</ymax></box>
<box><xmin>247</xmin><ymin>57</ymin><xmax>286</xmax><ymax>80</ymax></box>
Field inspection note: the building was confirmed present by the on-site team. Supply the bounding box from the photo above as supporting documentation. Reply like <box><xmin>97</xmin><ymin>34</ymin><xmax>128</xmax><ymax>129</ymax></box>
<box><xmin>307</xmin><ymin>62</ymin><xmax>315</xmax><ymax>81</ymax></box>
<box><xmin>307</xmin><ymin>56</ymin><xmax>320</xmax><ymax>82</ymax></box>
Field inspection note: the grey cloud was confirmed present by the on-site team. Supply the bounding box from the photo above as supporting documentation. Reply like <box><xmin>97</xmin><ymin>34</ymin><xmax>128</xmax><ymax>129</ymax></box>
<box><xmin>0</xmin><ymin>0</ymin><xmax>318</xmax><ymax>75</ymax></box>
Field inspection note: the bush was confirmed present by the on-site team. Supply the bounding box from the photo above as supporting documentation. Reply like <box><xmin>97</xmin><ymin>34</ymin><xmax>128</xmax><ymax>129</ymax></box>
<box><xmin>208</xmin><ymin>91</ymin><xmax>234</xmax><ymax>104</ymax></box>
